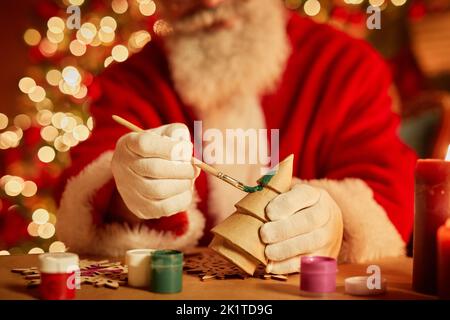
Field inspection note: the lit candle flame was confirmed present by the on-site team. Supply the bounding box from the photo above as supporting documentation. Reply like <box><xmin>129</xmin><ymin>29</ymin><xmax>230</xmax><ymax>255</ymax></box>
<box><xmin>446</xmin><ymin>145</ymin><xmax>450</xmax><ymax>161</ymax></box>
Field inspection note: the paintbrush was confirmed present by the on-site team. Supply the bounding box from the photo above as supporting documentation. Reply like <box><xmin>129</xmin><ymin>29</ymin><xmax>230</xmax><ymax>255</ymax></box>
<box><xmin>112</xmin><ymin>115</ymin><xmax>271</xmax><ymax>193</ymax></box>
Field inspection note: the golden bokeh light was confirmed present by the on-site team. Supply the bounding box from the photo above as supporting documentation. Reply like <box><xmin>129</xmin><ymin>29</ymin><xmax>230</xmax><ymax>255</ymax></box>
<box><xmin>0</xmin><ymin>131</ymin><xmax>20</xmax><ymax>149</ymax></box>
<box><xmin>38</xmin><ymin>146</ymin><xmax>56</xmax><ymax>163</ymax></box>
<box><xmin>28</xmin><ymin>86</ymin><xmax>46</xmax><ymax>103</ymax></box>
<box><xmin>139</xmin><ymin>0</ymin><xmax>156</xmax><ymax>16</ymax></box>
<box><xmin>22</xmin><ymin>181</ymin><xmax>38</xmax><ymax>197</ymax></box>
<box><xmin>62</xmin><ymin>66</ymin><xmax>81</xmax><ymax>86</ymax></box>
<box><xmin>39</xmin><ymin>38</ymin><xmax>58</xmax><ymax>57</ymax></box>
<box><xmin>391</xmin><ymin>0</ymin><xmax>407</xmax><ymax>6</ymax></box>
<box><xmin>69</xmin><ymin>39</ymin><xmax>87</xmax><ymax>56</ymax></box>
<box><xmin>129</xmin><ymin>30</ymin><xmax>151</xmax><ymax>50</ymax></box>
<box><xmin>47</xmin><ymin>30</ymin><xmax>65</xmax><ymax>44</ymax></box>
<box><xmin>100</xmin><ymin>16</ymin><xmax>117</xmax><ymax>33</ymax></box>
<box><xmin>0</xmin><ymin>113</ymin><xmax>8</xmax><ymax>130</ymax></box>
<box><xmin>32</xmin><ymin>208</ymin><xmax>50</xmax><ymax>224</ymax></box>
<box><xmin>62</xmin><ymin>132</ymin><xmax>79</xmax><ymax>147</ymax></box>
<box><xmin>46</xmin><ymin>69</ymin><xmax>62</xmax><ymax>86</ymax></box>
<box><xmin>104</xmin><ymin>56</ymin><xmax>114</xmax><ymax>68</ymax></box>
<box><xmin>61</xmin><ymin>116</ymin><xmax>77</xmax><ymax>132</ymax></box>
<box><xmin>41</xmin><ymin>125</ymin><xmax>59</xmax><ymax>142</ymax></box>
<box><xmin>0</xmin><ymin>250</ymin><xmax>10</xmax><ymax>256</ymax></box>
<box><xmin>49</xmin><ymin>241</ymin><xmax>66</xmax><ymax>253</ymax></box>
<box><xmin>153</xmin><ymin>19</ymin><xmax>173</xmax><ymax>37</ymax></box>
<box><xmin>73</xmin><ymin>124</ymin><xmax>90</xmax><ymax>141</ymax></box>
<box><xmin>12</xmin><ymin>127</ymin><xmax>24</xmax><ymax>141</ymax></box>
<box><xmin>27</xmin><ymin>222</ymin><xmax>40</xmax><ymax>237</ymax></box>
<box><xmin>38</xmin><ymin>223</ymin><xmax>56</xmax><ymax>239</ymax></box>
<box><xmin>24</xmin><ymin>29</ymin><xmax>41</xmax><ymax>46</ymax></box>
<box><xmin>369</xmin><ymin>0</ymin><xmax>385</xmax><ymax>6</ymax></box>
<box><xmin>90</xmin><ymin>35</ymin><xmax>102</xmax><ymax>47</ymax></box>
<box><xmin>54</xmin><ymin>136</ymin><xmax>70</xmax><ymax>152</ymax></box>
<box><xmin>51</xmin><ymin>112</ymin><xmax>66</xmax><ymax>129</ymax></box>
<box><xmin>112</xmin><ymin>0</ymin><xmax>128</xmax><ymax>14</ymax></box>
<box><xmin>80</xmin><ymin>22</ymin><xmax>97</xmax><ymax>42</ymax></box>
<box><xmin>61</xmin><ymin>81</ymin><xmax>81</xmax><ymax>95</ymax></box>
<box><xmin>69</xmin><ymin>0</ymin><xmax>85</xmax><ymax>5</ymax></box>
<box><xmin>4</xmin><ymin>178</ymin><xmax>24</xmax><ymax>197</ymax></box>
<box><xmin>14</xmin><ymin>114</ymin><xmax>32</xmax><ymax>130</ymax></box>
<box><xmin>99</xmin><ymin>29</ymin><xmax>115</xmax><ymax>43</ymax></box>
<box><xmin>37</xmin><ymin>110</ymin><xmax>53</xmax><ymax>126</ymax></box>
<box><xmin>0</xmin><ymin>175</ymin><xmax>12</xmax><ymax>188</ymax></box>
<box><xmin>304</xmin><ymin>0</ymin><xmax>321</xmax><ymax>16</ymax></box>
<box><xmin>73</xmin><ymin>85</ymin><xmax>88</xmax><ymax>99</ymax></box>
<box><xmin>48</xmin><ymin>17</ymin><xmax>65</xmax><ymax>33</ymax></box>
<box><xmin>87</xmin><ymin>117</ymin><xmax>94</xmax><ymax>130</ymax></box>
<box><xmin>18</xmin><ymin>77</ymin><xmax>36</xmax><ymax>94</ymax></box>
<box><xmin>28</xmin><ymin>247</ymin><xmax>45</xmax><ymax>254</ymax></box>
<box><xmin>112</xmin><ymin>45</ymin><xmax>129</xmax><ymax>62</ymax></box>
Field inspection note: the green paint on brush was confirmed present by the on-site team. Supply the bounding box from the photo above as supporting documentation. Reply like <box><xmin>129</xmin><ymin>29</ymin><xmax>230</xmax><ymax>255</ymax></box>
<box><xmin>242</xmin><ymin>174</ymin><xmax>275</xmax><ymax>193</ymax></box>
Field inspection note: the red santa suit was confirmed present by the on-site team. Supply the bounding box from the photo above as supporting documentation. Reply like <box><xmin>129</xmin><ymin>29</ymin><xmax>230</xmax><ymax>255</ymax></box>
<box><xmin>56</xmin><ymin>14</ymin><xmax>416</xmax><ymax>262</ymax></box>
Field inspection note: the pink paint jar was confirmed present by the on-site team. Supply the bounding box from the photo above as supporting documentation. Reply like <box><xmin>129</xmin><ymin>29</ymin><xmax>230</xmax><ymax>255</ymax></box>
<box><xmin>39</xmin><ymin>253</ymin><xmax>79</xmax><ymax>300</ymax></box>
<box><xmin>300</xmin><ymin>256</ymin><xmax>337</xmax><ymax>294</ymax></box>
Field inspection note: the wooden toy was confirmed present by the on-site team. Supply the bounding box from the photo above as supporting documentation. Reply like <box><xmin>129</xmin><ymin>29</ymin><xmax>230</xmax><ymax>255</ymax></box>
<box><xmin>209</xmin><ymin>155</ymin><xmax>294</xmax><ymax>275</ymax></box>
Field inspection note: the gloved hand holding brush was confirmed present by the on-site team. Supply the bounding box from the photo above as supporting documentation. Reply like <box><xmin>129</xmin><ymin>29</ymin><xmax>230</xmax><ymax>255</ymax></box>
<box><xmin>111</xmin><ymin>123</ymin><xmax>200</xmax><ymax>220</ymax></box>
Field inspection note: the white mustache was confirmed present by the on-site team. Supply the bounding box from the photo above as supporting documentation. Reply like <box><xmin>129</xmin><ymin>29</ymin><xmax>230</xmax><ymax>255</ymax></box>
<box><xmin>170</xmin><ymin>1</ymin><xmax>241</xmax><ymax>34</ymax></box>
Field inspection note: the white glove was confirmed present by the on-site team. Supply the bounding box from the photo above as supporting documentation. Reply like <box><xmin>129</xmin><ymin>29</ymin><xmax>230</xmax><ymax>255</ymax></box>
<box><xmin>111</xmin><ymin>123</ymin><xmax>199</xmax><ymax>220</ymax></box>
<box><xmin>260</xmin><ymin>184</ymin><xmax>343</xmax><ymax>274</ymax></box>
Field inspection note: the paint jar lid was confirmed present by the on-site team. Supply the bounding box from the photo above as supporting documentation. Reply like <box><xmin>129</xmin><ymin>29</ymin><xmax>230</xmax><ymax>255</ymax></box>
<box><xmin>151</xmin><ymin>250</ymin><xmax>183</xmax><ymax>266</ymax></box>
<box><xmin>126</xmin><ymin>249</ymin><xmax>155</xmax><ymax>266</ymax></box>
<box><xmin>344</xmin><ymin>276</ymin><xmax>387</xmax><ymax>296</ymax></box>
<box><xmin>39</xmin><ymin>253</ymin><xmax>79</xmax><ymax>274</ymax></box>
<box><xmin>300</xmin><ymin>256</ymin><xmax>337</xmax><ymax>274</ymax></box>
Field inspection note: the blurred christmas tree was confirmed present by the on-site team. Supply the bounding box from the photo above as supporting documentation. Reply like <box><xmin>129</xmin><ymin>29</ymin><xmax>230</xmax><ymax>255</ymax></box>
<box><xmin>0</xmin><ymin>0</ymin><xmax>157</xmax><ymax>255</ymax></box>
<box><xmin>1</xmin><ymin>0</ymin><xmax>448</xmax><ymax>255</ymax></box>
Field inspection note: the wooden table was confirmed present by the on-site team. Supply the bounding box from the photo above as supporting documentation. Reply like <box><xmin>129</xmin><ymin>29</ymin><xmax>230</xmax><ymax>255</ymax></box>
<box><xmin>0</xmin><ymin>250</ymin><xmax>435</xmax><ymax>300</ymax></box>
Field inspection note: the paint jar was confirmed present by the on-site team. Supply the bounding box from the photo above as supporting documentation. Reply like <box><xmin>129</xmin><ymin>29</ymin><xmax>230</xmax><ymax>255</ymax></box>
<box><xmin>300</xmin><ymin>256</ymin><xmax>337</xmax><ymax>294</ymax></box>
<box><xmin>126</xmin><ymin>249</ymin><xmax>155</xmax><ymax>288</ymax></box>
<box><xmin>150</xmin><ymin>250</ymin><xmax>183</xmax><ymax>294</ymax></box>
<box><xmin>38</xmin><ymin>252</ymin><xmax>79</xmax><ymax>300</ymax></box>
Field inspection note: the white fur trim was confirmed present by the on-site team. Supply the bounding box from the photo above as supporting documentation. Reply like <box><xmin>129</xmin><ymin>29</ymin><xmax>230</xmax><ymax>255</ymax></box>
<box><xmin>56</xmin><ymin>151</ymin><xmax>206</xmax><ymax>257</ymax></box>
<box><xmin>294</xmin><ymin>178</ymin><xmax>405</xmax><ymax>263</ymax></box>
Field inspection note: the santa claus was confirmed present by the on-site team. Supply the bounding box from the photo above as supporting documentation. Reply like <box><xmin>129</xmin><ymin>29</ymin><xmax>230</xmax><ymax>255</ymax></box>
<box><xmin>56</xmin><ymin>0</ymin><xmax>416</xmax><ymax>274</ymax></box>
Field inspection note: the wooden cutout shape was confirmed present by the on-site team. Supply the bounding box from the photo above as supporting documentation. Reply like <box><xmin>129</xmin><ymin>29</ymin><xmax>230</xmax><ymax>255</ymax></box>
<box><xmin>209</xmin><ymin>155</ymin><xmax>294</xmax><ymax>275</ymax></box>
<box><xmin>13</xmin><ymin>259</ymin><xmax>128</xmax><ymax>290</ymax></box>
<box><xmin>184</xmin><ymin>250</ymin><xmax>288</xmax><ymax>281</ymax></box>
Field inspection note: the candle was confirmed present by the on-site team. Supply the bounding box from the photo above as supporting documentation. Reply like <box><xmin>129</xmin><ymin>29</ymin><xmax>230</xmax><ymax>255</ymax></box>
<box><xmin>413</xmin><ymin>147</ymin><xmax>450</xmax><ymax>295</ymax></box>
<box><xmin>438</xmin><ymin>219</ymin><xmax>450</xmax><ymax>299</ymax></box>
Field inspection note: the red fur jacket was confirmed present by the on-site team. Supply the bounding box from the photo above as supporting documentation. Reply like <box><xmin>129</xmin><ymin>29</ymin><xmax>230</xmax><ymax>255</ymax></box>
<box><xmin>56</xmin><ymin>14</ymin><xmax>416</xmax><ymax>262</ymax></box>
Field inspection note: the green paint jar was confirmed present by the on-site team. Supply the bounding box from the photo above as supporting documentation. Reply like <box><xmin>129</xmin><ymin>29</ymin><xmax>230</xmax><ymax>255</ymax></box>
<box><xmin>150</xmin><ymin>250</ymin><xmax>183</xmax><ymax>294</ymax></box>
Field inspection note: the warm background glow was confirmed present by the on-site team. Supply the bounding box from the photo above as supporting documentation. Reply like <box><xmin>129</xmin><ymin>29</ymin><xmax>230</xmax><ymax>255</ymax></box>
<box><xmin>1</xmin><ymin>0</ymin><xmax>449</xmax><ymax>256</ymax></box>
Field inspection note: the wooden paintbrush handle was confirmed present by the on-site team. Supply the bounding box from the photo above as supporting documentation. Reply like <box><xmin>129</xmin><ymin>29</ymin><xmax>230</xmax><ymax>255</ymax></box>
<box><xmin>112</xmin><ymin>115</ymin><xmax>220</xmax><ymax>177</ymax></box>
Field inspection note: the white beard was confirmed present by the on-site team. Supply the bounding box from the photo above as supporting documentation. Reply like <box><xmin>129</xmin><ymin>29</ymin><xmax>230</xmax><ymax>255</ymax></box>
<box><xmin>164</xmin><ymin>0</ymin><xmax>291</xmax><ymax>223</ymax></box>
<box><xmin>165</xmin><ymin>0</ymin><xmax>291</xmax><ymax>115</ymax></box>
